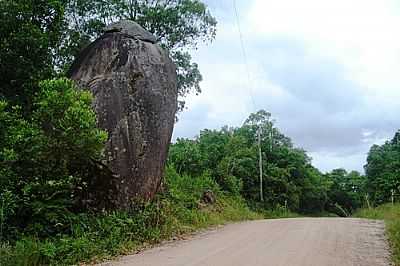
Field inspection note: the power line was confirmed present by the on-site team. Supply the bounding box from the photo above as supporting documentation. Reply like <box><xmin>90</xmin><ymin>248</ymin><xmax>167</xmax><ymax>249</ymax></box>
<box><xmin>232</xmin><ymin>0</ymin><xmax>257</xmax><ymax>110</ymax></box>
<box><xmin>232</xmin><ymin>0</ymin><xmax>264</xmax><ymax>202</ymax></box>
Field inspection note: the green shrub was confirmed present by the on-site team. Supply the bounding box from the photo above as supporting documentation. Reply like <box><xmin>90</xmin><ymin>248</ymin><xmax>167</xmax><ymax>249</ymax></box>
<box><xmin>0</xmin><ymin>78</ymin><xmax>107</xmax><ymax>240</ymax></box>
<box><xmin>221</xmin><ymin>175</ymin><xmax>243</xmax><ymax>195</ymax></box>
<box><xmin>168</xmin><ymin>138</ymin><xmax>205</xmax><ymax>176</ymax></box>
<box><xmin>165</xmin><ymin>166</ymin><xmax>219</xmax><ymax>209</ymax></box>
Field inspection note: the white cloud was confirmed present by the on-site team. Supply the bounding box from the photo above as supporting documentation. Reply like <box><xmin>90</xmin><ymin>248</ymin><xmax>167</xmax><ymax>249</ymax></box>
<box><xmin>173</xmin><ymin>0</ymin><xmax>400</xmax><ymax>172</ymax></box>
<box><xmin>309</xmin><ymin>150</ymin><xmax>369</xmax><ymax>173</ymax></box>
<box><xmin>247</xmin><ymin>0</ymin><xmax>400</xmax><ymax>95</ymax></box>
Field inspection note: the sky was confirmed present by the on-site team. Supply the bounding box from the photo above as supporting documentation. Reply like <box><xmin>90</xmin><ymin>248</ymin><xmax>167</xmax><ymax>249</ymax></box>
<box><xmin>173</xmin><ymin>0</ymin><xmax>400</xmax><ymax>173</ymax></box>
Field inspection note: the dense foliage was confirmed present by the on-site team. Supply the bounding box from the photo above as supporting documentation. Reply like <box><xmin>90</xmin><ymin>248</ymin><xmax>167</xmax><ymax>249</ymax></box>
<box><xmin>168</xmin><ymin>110</ymin><xmax>366</xmax><ymax>215</ymax></box>
<box><xmin>0</xmin><ymin>0</ymin><xmax>64</xmax><ymax>111</ymax></box>
<box><xmin>364</xmin><ymin>131</ymin><xmax>400</xmax><ymax>205</ymax></box>
<box><xmin>0</xmin><ymin>79</ymin><xmax>107</xmax><ymax>241</ymax></box>
<box><xmin>324</xmin><ymin>169</ymin><xmax>366</xmax><ymax>216</ymax></box>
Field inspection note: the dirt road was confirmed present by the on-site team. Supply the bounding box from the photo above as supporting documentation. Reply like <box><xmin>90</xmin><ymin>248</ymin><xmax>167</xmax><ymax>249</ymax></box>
<box><xmin>102</xmin><ymin>218</ymin><xmax>391</xmax><ymax>266</ymax></box>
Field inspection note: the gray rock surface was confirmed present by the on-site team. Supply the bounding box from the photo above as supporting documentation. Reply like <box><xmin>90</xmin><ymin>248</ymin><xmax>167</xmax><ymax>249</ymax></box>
<box><xmin>104</xmin><ymin>20</ymin><xmax>157</xmax><ymax>43</ymax></box>
<box><xmin>68</xmin><ymin>20</ymin><xmax>177</xmax><ymax>210</ymax></box>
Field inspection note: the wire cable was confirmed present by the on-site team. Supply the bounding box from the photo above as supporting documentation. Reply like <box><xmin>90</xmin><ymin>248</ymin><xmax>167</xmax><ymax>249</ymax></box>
<box><xmin>232</xmin><ymin>0</ymin><xmax>257</xmax><ymax>110</ymax></box>
<box><xmin>232</xmin><ymin>0</ymin><xmax>264</xmax><ymax>201</ymax></box>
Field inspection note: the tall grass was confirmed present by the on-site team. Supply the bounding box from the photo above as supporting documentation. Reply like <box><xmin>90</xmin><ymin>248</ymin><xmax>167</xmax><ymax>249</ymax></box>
<box><xmin>354</xmin><ymin>203</ymin><xmax>400</xmax><ymax>265</ymax></box>
<box><xmin>0</xmin><ymin>167</ymin><xmax>262</xmax><ymax>266</ymax></box>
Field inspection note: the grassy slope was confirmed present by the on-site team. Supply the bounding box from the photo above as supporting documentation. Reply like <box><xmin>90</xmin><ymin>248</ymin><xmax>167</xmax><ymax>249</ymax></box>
<box><xmin>354</xmin><ymin>204</ymin><xmax>400</xmax><ymax>265</ymax></box>
<box><xmin>0</xmin><ymin>195</ymin><xmax>262</xmax><ymax>266</ymax></box>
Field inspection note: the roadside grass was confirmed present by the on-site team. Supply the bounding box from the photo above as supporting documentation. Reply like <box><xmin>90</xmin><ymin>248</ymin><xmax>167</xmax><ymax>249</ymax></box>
<box><xmin>354</xmin><ymin>203</ymin><xmax>400</xmax><ymax>266</ymax></box>
<box><xmin>0</xmin><ymin>167</ymin><xmax>262</xmax><ymax>266</ymax></box>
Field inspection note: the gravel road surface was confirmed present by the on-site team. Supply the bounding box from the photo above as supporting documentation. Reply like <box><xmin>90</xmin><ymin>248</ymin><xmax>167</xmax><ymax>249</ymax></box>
<box><xmin>101</xmin><ymin>218</ymin><xmax>391</xmax><ymax>266</ymax></box>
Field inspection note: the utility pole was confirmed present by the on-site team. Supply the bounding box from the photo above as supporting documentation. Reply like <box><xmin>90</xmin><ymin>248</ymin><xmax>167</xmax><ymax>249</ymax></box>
<box><xmin>258</xmin><ymin>127</ymin><xmax>264</xmax><ymax>202</ymax></box>
<box><xmin>365</xmin><ymin>193</ymin><xmax>371</xmax><ymax>209</ymax></box>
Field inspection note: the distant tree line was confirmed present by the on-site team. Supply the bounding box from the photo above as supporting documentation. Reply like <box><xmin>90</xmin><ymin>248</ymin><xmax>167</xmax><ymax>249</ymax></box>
<box><xmin>168</xmin><ymin>110</ymin><xmax>368</xmax><ymax>216</ymax></box>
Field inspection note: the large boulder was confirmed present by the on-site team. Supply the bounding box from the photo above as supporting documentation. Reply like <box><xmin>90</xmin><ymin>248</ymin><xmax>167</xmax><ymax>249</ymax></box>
<box><xmin>68</xmin><ymin>20</ymin><xmax>177</xmax><ymax>210</ymax></box>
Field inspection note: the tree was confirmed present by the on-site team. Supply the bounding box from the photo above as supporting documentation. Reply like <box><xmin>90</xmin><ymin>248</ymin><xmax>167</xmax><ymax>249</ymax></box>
<box><xmin>324</xmin><ymin>169</ymin><xmax>366</xmax><ymax>216</ymax></box>
<box><xmin>168</xmin><ymin>138</ymin><xmax>204</xmax><ymax>176</ymax></box>
<box><xmin>299</xmin><ymin>167</ymin><xmax>328</xmax><ymax>213</ymax></box>
<box><xmin>63</xmin><ymin>0</ymin><xmax>217</xmax><ymax>111</ymax></box>
<box><xmin>365</xmin><ymin>131</ymin><xmax>400</xmax><ymax>204</ymax></box>
<box><xmin>0</xmin><ymin>0</ymin><xmax>65</xmax><ymax>111</ymax></box>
